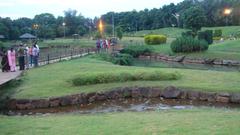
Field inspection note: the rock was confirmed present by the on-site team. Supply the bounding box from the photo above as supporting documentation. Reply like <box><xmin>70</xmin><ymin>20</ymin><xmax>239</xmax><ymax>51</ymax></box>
<box><xmin>222</xmin><ymin>60</ymin><xmax>239</xmax><ymax>66</ymax></box>
<box><xmin>131</xmin><ymin>88</ymin><xmax>141</xmax><ymax>98</ymax></box>
<box><xmin>199</xmin><ymin>92</ymin><xmax>216</xmax><ymax>102</ymax></box>
<box><xmin>216</xmin><ymin>96</ymin><xmax>230</xmax><ymax>103</ymax></box>
<box><xmin>31</xmin><ymin>99</ymin><xmax>50</xmax><ymax>108</ymax></box>
<box><xmin>106</xmin><ymin>89</ymin><xmax>123</xmax><ymax>99</ymax></box>
<box><xmin>148</xmin><ymin>87</ymin><xmax>162</xmax><ymax>98</ymax></box>
<box><xmin>49</xmin><ymin>97</ymin><xmax>60</xmax><ymax>107</ymax></box>
<box><xmin>139</xmin><ymin>87</ymin><xmax>150</xmax><ymax>98</ymax></box>
<box><xmin>187</xmin><ymin>91</ymin><xmax>200</xmax><ymax>100</ymax></box>
<box><xmin>7</xmin><ymin>99</ymin><xmax>17</xmax><ymax>110</ymax></box>
<box><xmin>122</xmin><ymin>87</ymin><xmax>132</xmax><ymax>98</ymax></box>
<box><xmin>204</xmin><ymin>58</ymin><xmax>216</xmax><ymax>64</ymax></box>
<box><xmin>213</xmin><ymin>59</ymin><xmax>223</xmax><ymax>65</ymax></box>
<box><xmin>15</xmin><ymin>99</ymin><xmax>33</xmax><ymax>110</ymax></box>
<box><xmin>230</xmin><ymin>93</ymin><xmax>240</xmax><ymax>103</ymax></box>
<box><xmin>173</xmin><ymin>56</ymin><xmax>185</xmax><ymax>62</ymax></box>
<box><xmin>179</xmin><ymin>91</ymin><xmax>188</xmax><ymax>99</ymax></box>
<box><xmin>162</xmin><ymin>86</ymin><xmax>181</xmax><ymax>99</ymax></box>
<box><xmin>78</xmin><ymin>94</ymin><xmax>88</xmax><ymax>105</ymax></box>
<box><xmin>59</xmin><ymin>96</ymin><xmax>72</xmax><ymax>106</ymax></box>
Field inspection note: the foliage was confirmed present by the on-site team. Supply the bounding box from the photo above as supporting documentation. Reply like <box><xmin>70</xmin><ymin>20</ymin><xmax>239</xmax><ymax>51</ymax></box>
<box><xmin>116</xmin><ymin>26</ymin><xmax>123</xmax><ymax>40</ymax></box>
<box><xmin>182</xmin><ymin>31</ymin><xmax>196</xmax><ymax>38</ymax></box>
<box><xmin>112</xmin><ymin>53</ymin><xmax>133</xmax><ymax>66</ymax></box>
<box><xmin>213</xmin><ymin>29</ymin><xmax>223</xmax><ymax>37</ymax></box>
<box><xmin>171</xmin><ymin>36</ymin><xmax>209</xmax><ymax>53</ymax></box>
<box><xmin>213</xmin><ymin>37</ymin><xmax>222</xmax><ymax>41</ymax></box>
<box><xmin>72</xmin><ymin>70</ymin><xmax>180</xmax><ymax>86</ymax></box>
<box><xmin>182</xmin><ymin>6</ymin><xmax>207</xmax><ymax>32</ymax></box>
<box><xmin>198</xmin><ymin>30</ymin><xmax>213</xmax><ymax>44</ymax></box>
<box><xmin>144</xmin><ymin>35</ymin><xmax>167</xmax><ymax>45</ymax></box>
<box><xmin>120</xmin><ymin>45</ymin><xmax>153</xmax><ymax>57</ymax></box>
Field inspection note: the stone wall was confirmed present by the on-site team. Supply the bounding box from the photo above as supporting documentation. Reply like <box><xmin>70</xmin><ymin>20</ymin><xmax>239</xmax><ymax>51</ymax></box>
<box><xmin>139</xmin><ymin>54</ymin><xmax>240</xmax><ymax>66</ymax></box>
<box><xmin>6</xmin><ymin>86</ymin><xmax>240</xmax><ymax>110</ymax></box>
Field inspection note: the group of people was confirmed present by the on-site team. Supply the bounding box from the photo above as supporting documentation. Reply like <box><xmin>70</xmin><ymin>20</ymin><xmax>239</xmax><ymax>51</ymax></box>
<box><xmin>1</xmin><ymin>42</ymin><xmax>40</xmax><ymax>72</ymax></box>
<box><xmin>96</xmin><ymin>38</ymin><xmax>116</xmax><ymax>53</ymax></box>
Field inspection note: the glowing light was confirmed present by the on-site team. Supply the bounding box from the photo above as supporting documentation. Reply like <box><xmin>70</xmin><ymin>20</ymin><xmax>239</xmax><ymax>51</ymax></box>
<box><xmin>99</xmin><ymin>19</ymin><xmax>104</xmax><ymax>33</ymax></box>
<box><xmin>224</xmin><ymin>8</ymin><xmax>232</xmax><ymax>15</ymax></box>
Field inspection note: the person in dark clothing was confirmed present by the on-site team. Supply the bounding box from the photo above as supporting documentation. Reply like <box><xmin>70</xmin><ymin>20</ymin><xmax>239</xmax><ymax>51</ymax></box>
<box><xmin>18</xmin><ymin>44</ymin><xmax>25</xmax><ymax>70</ymax></box>
<box><xmin>1</xmin><ymin>50</ymin><xmax>10</xmax><ymax>72</ymax></box>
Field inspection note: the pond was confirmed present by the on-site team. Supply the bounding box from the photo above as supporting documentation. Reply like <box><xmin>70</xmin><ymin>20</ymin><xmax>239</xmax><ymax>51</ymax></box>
<box><xmin>133</xmin><ymin>59</ymin><xmax>240</xmax><ymax>72</ymax></box>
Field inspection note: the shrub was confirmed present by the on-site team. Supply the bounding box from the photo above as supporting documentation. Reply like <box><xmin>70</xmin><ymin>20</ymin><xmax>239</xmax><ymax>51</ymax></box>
<box><xmin>198</xmin><ymin>30</ymin><xmax>213</xmax><ymax>44</ymax></box>
<box><xmin>72</xmin><ymin>71</ymin><xmax>181</xmax><ymax>86</ymax></box>
<box><xmin>144</xmin><ymin>35</ymin><xmax>167</xmax><ymax>45</ymax></box>
<box><xmin>182</xmin><ymin>31</ymin><xmax>197</xmax><ymax>38</ymax></box>
<box><xmin>120</xmin><ymin>45</ymin><xmax>153</xmax><ymax>57</ymax></box>
<box><xmin>112</xmin><ymin>53</ymin><xmax>133</xmax><ymax>66</ymax></box>
<box><xmin>213</xmin><ymin>29</ymin><xmax>222</xmax><ymax>37</ymax></box>
<box><xmin>213</xmin><ymin>37</ymin><xmax>222</xmax><ymax>41</ymax></box>
<box><xmin>171</xmin><ymin>36</ymin><xmax>209</xmax><ymax>53</ymax></box>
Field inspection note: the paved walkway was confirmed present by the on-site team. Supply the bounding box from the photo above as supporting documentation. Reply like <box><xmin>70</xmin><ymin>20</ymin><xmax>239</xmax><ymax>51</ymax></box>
<box><xmin>0</xmin><ymin>71</ymin><xmax>22</xmax><ymax>86</ymax></box>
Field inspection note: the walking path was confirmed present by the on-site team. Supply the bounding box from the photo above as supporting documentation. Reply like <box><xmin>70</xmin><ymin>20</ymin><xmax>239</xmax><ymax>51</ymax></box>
<box><xmin>0</xmin><ymin>71</ymin><xmax>22</xmax><ymax>86</ymax></box>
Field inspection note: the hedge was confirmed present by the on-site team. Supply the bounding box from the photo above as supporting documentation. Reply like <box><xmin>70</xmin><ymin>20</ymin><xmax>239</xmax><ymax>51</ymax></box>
<box><xmin>144</xmin><ymin>35</ymin><xmax>167</xmax><ymax>45</ymax></box>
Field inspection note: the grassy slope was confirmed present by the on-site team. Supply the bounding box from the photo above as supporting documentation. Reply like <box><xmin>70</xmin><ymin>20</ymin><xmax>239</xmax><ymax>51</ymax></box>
<box><xmin>1</xmin><ymin>108</ymin><xmax>240</xmax><ymax>135</ymax></box>
<box><xmin>2</xmin><ymin>57</ymin><xmax>240</xmax><ymax>99</ymax></box>
<box><xmin>132</xmin><ymin>26</ymin><xmax>240</xmax><ymax>38</ymax></box>
<box><xmin>152</xmin><ymin>39</ymin><xmax>240</xmax><ymax>61</ymax></box>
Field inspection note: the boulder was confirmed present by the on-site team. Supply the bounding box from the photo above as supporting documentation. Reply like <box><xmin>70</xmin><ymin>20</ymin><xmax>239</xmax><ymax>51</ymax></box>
<box><xmin>122</xmin><ymin>87</ymin><xmax>132</xmax><ymax>98</ymax></box>
<box><xmin>59</xmin><ymin>96</ymin><xmax>72</xmax><ymax>106</ymax></box>
<box><xmin>95</xmin><ymin>92</ymin><xmax>107</xmax><ymax>101</ymax></box>
<box><xmin>49</xmin><ymin>97</ymin><xmax>60</xmax><ymax>107</ymax></box>
<box><xmin>216</xmin><ymin>96</ymin><xmax>230</xmax><ymax>103</ymax></box>
<box><xmin>204</xmin><ymin>58</ymin><xmax>216</xmax><ymax>64</ymax></box>
<box><xmin>7</xmin><ymin>99</ymin><xmax>17</xmax><ymax>110</ymax></box>
<box><xmin>148</xmin><ymin>87</ymin><xmax>162</xmax><ymax>98</ymax></box>
<box><xmin>162</xmin><ymin>86</ymin><xmax>181</xmax><ymax>99</ymax></box>
<box><xmin>230</xmin><ymin>93</ymin><xmax>240</xmax><ymax>103</ymax></box>
<box><xmin>139</xmin><ymin>87</ymin><xmax>150</xmax><ymax>98</ymax></box>
<box><xmin>131</xmin><ymin>88</ymin><xmax>141</xmax><ymax>98</ymax></box>
<box><xmin>187</xmin><ymin>91</ymin><xmax>200</xmax><ymax>100</ymax></box>
<box><xmin>31</xmin><ymin>99</ymin><xmax>50</xmax><ymax>108</ymax></box>
<box><xmin>199</xmin><ymin>92</ymin><xmax>216</xmax><ymax>102</ymax></box>
<box><xmin>173</xmin><ymin>56</ymin><xmax>185</xmax><ymax>62</ymax></box>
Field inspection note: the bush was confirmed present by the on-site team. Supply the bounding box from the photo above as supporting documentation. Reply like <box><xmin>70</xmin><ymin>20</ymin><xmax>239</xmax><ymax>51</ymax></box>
<box><xmin>182</xmin><ymin>31</ymin><xmax>197</xmax><ymax>38</ymax></box>
<box><xmin>120</xmin><ymin>45</ymin><xmax>153</xmax><ymax>57</ymax></box>
<box><xmin>144</xmin><ymin>35</ymin><xmax>167</xmax><ymax>45</ymax></box>
<box><xmin>112</xmin><ymin>53</ymin><xmax>133</xmax><ymax>66</ymax></box>
<box><xmin>72</xmin><ymin>70</ymin><xmax>181</xmax><ymax>86</ymax></box>
<box><xmin>214</xmin><ymin>29</ymin><xmax>222</xmax><ymax>37</ymax></box>
<box><xmin>198</xmin><ymin>30</ymin><xmax>213</xmax><ymax>44</ymax></box>
<box><xmin>171</xmin><ymin>36</ymin><xmax>209</xmax><ymax>53</ymax></box>
<box><xmin>213</xmin><ymin>37</ymin><xmax>222</xmax><ymax>41</ymax></box>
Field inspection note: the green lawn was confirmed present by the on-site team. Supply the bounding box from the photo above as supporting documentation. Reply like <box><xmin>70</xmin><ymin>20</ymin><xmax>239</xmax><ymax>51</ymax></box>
<box><xmin>1</xmin><ymin>108</ymin><xmax>240</xmax><ymax>135</ymax></box>
<box><xmin>2</xmin><ymin>38</ymin><xmax>96</xmax><ymax>48</ymax></box>
<box><xmin>1</xmin><ymin>57</ymin><xmax>240</xmax><ymax>99</ymax></box>
<box><xmin>131</xmin><ymin>26</ymin><xmax>240</xmax><ymax>38</ymax></box>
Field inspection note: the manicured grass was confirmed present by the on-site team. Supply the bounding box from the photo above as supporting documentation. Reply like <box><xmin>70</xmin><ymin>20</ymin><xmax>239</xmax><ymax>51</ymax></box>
<box><xmin>3</xmin><ymin>57</ymin><xmax>240</xmax><ymax>99</ymax></box>
<box><xmin>131</xmin><ymin>26</ymin><xmax>240</xmax><ymax>38</ymax></box>
<box><xmin>150</xmin><ymin>39</ymin><xmax>240</xmax><ymax>61</ymax></box>
<box><xmin>1</xmin><ymin>108</ymin><xmax>240</xmax><ymax>135</ymax></box>
<box><xmin>2</xmin><ymin>38</ymin><xmax>96</xmax><ymax>48</ymax></box>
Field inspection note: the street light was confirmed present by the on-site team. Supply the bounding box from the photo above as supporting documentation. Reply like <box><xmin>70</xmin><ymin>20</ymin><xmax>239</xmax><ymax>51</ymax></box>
<box><xmin>172</xmin><ymin>13</ymin><xmax>180</xmax><ymax>28</ymax></box>
<box><xmin>223</xmin><ymin>8</ymin><xmax>232</xmax><ymax>26</ymax></box>
<box><xmin>98</xmin><ymin>19</ymin><xmax>104</xmax><ymax>37</ymax></box>
<box><xmin>62</xmin><ymin>22</ymin><xmax>66</xmax><ymax>38</ymax></box>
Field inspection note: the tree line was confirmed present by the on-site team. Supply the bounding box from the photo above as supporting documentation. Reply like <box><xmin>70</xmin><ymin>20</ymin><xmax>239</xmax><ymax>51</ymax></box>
<box><xmin>0</xmin><ymin>0</ymin><xmax>240</xmax><ymax>40</ymax></box>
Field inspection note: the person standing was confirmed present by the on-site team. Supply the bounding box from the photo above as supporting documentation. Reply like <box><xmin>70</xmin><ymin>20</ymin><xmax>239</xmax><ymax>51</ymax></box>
<box><xmin>8</xmin><ymin>48</ymin><xmax>16</xmax><ymax>72</ymax></box>
<box><xmin>25</xmin><ymin>45</ymin><xmax>30</xmax><ymax>69</ymax></box>
<box><xmin>32</xmin><ymin>45</ymin><xmax>39</xmax><ymax>67</ymax></box>
<box><xmin>1</xmin><ymin>50</ymin><xmax>10</xmax><ymax>72</ymax></box>
<box><xmin>29</xmin><ymin>46</ymin><xmax>33</xmax><ymax>67</ymax></box>
<box><xmin>18</xmin><ymin>44</ymin><xmax>25</xmax><ymax>70</ymax></box>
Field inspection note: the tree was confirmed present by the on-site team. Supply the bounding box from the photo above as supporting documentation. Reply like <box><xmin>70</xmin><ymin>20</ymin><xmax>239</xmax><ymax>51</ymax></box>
<box><xmin>116</xmin><ymin>26</ymin><xmax>123</xmax><ymax>40</ymax></box>
<box><xmin>182</xmin><ymin>6</ymin><xmax>207</xmax><ymax>33</ymax></box>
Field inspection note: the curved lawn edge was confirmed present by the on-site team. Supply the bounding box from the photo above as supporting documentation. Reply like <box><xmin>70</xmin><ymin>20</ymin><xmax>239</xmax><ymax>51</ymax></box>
<box><xmin>6</xmin><ymin>86</ymin><xmax>240</xmax><ymax>110</ymax></box>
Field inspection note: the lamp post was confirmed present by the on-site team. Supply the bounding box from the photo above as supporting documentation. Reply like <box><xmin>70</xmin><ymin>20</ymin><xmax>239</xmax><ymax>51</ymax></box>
<box><xmin>112</xmin><ymin>12</ymin><xmax>115</xmax><ymax>37</ymax></box>
<box><xmin>62</xmin><ymin>22</ymin><xmax>66</xmax><ymax>38</ymax></box>
<box><xmin>224</xmin><ymin>8</ymin><xmax>232</xmax><ymax>26</ymax></box>
<box><xmin>172</xmin><ymin>13</ymin><xmax>180</xmax><ymax>28</ymax></box>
